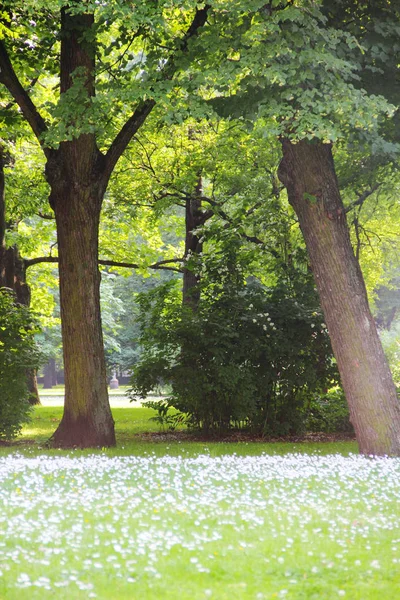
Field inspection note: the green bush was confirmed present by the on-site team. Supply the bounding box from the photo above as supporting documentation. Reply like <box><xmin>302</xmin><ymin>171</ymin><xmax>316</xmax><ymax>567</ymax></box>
<box><xmin>306</xmin><ymin>387</ymin><xmax>353</xmax><ymax>433</ymax></box>
<box><xmin>129</xmin><ymin>265</ymin><xmax>340</xmax><ymax>435</ymax></box>
<box><xmin>0</xmin><ymin>289</ymin><xmax>42</xmax><ymax>439</ymax></box>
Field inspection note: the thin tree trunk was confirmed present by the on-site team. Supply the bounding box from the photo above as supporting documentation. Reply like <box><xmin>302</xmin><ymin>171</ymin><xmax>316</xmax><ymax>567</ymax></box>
<box><xmin>51</xmin><ymin>358</ymin><xmax>58</xmax><ymax>386</ymax></box>
<box><xmin>0</xmin><ymin>145</ymin><xmax>6</xmax><ymax>288</ymax></box>
<box><xmin>13</xmin><ymin>248</ymin><xmax>41</xmax><ymax>406</ymax></box>
<box><xmin>2</xmin><ymin>246</ymin><xmax>42</xmax><ymax>405</ymax></box>
<box><xmin>27</xmin><ymin>370</ymin><xmax>41</xmax><ymax>405</ymax></box>
<box><xmin>278</xmin><ymin>139</ymin><xmax>400</xmax><ymax>456</ymax></box>
<box><xmin>43</xmin><ymin>360</ymin><xmax>54</xmax><ymax>389</ymax></box>
<box><xmin>182</xmin><ymin>176</ymin><xmax>205</xmax><ymax>308</ymax></box>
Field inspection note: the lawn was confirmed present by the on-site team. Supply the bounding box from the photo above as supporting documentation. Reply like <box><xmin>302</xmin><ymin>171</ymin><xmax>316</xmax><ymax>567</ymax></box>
<box><xmin>0</xmin><ymin>407</ymin><xmax>399</xmax><ymax>600</ymax></box>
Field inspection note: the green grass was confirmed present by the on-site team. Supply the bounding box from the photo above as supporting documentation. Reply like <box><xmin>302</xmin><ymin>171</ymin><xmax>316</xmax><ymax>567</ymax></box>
<box><xmin>11</xmin><ymin>405</ymin><xmax>357</xmax><ymax>458</ymax></box>
<box><xmin>0</xmin><ymin>408</ymin><xmax>399</xmax><ymax>600</ymax></box>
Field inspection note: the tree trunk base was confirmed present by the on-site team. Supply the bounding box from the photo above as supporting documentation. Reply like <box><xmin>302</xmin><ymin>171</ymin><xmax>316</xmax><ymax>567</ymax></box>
<box><xmin>49</xmin><ymin>415</ymin><xmax>116</xmax><ymax>448</ymax></box>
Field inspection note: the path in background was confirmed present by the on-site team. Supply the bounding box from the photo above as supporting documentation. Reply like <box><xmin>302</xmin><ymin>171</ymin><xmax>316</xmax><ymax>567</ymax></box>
<box><xmin>38</xmin><ymin>389</ymin><xmax>161</xmax><ymax>408</ymax></box>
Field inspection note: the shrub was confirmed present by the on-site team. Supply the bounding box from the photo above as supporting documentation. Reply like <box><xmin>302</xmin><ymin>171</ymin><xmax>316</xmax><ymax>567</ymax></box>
<box><xmin>0</xmin><ymin>289</ymin><xmax>42</xmax><ymax>439</ymax></box>
<box><xmin>129</xmin><ymin>268</ymin><xmax>340</xmax><ymax>435</ymax></box>
<box><xmin>306</xmin><ymin>387</ymin><xmax>353</xmax><ymax>433</ymax></box>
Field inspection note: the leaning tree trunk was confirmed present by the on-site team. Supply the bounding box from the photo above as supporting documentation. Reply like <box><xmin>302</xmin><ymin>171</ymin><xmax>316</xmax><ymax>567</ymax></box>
<box><xmin>278</xmin><ymin>139</ymin><xmax>400</xmax><ymax>455</ymax></box>
<box><xmin>49</xmin><ymin>177</ymin><xmax>115</xmax><ymax>448</ymax></box>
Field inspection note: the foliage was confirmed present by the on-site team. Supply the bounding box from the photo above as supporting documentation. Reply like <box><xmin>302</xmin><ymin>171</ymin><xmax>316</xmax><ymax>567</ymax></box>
<box><xmin>129</xmin><ymin>249</ymin><xmax>339</xmax><ymax>435</ymax></box>
<box><xmin>306</xmin><ymin>387</ymin><xmax>353</xmax><ymax>434</ymax></box>
<box><xmin>141</xmin><ymin>399</ymin><xmax>187</xmax><ymax>431</ymax></box>
<box><xmin>0</xmin><ymin>289</ymin><xmax>41</xmax><ymax>439</ymax></box>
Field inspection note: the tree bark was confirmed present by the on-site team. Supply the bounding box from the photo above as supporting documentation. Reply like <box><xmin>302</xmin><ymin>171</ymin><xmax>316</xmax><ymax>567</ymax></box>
<box><xmin>182</xmin><ymin>176</ymin><xmax>208</xmax><ymax>308</ymax></box>
<box><xmin>278</xmin><ymin>139</ymin><xmax>400</xmax><ymax>456</ymax></box>
<box><xmin>43</xmin><ymin>360</ymin><xmax>54</xmax><ymax>389</ymax></box>
<box><xmin>0</xmin><ymin>145</ymin><xmax>6</xmax><ymax>288</ymax></box>
<box><xmin>47</xmin><ymin>170</ymin><xmax>115</xmax><ymax>447</ymax></box>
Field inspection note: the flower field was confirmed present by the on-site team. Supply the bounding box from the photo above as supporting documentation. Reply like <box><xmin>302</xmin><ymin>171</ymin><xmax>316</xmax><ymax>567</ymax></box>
<box><xmin>0</xmin><ymin>451</ymin><xmax>399</xmax><ymax>599</ymax></box>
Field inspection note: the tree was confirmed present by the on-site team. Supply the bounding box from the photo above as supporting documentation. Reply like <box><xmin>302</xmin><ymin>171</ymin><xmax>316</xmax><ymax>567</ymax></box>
<box><xmin>190</xmin><ymin>0</ymin><xmax>400</xmax><ymax>454</ymax></box>
<box><xmin>0</xmin><ymin>288</ymin><xmax>42</xmax><ymax>438</ymax></box>
<box><xmin>0</xmin><ymin>143</ymin><xmax>41</xmax><ymax>403</ymax></box>
<box><xmin>273</xmin><ymin>3</ymin><xmax>400</xmax><ymax>455</ymax></box>
<box><xmin>278</xmin><ymin>140</ymin><xmax>400</xmax><ymax>455</ymax></box>
<box><xmin>0</xmin><ymin>1</ymin><xmax>209</xmax><ymax>447</ymax></box>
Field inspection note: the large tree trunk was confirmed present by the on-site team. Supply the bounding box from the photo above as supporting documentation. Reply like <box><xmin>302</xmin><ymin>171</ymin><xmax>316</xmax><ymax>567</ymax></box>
<box><xmin>43</xmin><ymin>9</ymin><xmax>115</xmax><ymax>447</ymax></box>
<box><xmin>48</xmin><ymin>177</ymin><xmax>115</xmax><ymax>447</ymax></box>
<box><xmin>278</xmin><ymin>139</ymin><xmax>400</xmax><ymax>456</ymax></box>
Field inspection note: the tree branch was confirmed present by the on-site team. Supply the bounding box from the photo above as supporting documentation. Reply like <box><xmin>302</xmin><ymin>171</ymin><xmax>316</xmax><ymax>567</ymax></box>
<box><xmin>0</xmin><ymin>41</ymin><xmax>50</xmax><ymax>157</ymax></box>
<box><xmin>24</xmin><ymin>256</ymin><xmax>184</xmax><ymax>273</ymax></box>
<box><xmin>345</xmin><ymin>183</ymin><xmax>381</xmax><ymax>214</ymax></box>
<box><xmin>99</xmin><ymin>258</ymin><xmax>183</xmax><ymax>272</ymax></box>
<box><xmin>24</xmin><ymin>256</ymin><xmax>58</xmax><ymax>268</ymax></box>
<box><xmin>103</xmin><ymin>99</ymin><xmax>156</xmax><ymax>182</ymax></box>
<box><xmin>38</xmin><ymin>211</ymin><xmax>56</xmax><ymax>220</ymax></box>
<box><xmin>103</xmin><ymin>4</ymin><xmax>210</xmax><ymax>181</ymax></box>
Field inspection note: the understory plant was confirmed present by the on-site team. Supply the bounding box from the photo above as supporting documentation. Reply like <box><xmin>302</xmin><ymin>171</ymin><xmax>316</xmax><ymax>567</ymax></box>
<box><xmin>0</xmin><ymin>289</ymin><xmax>42</xmax><ymax>439</ymax></box>
<box><xmin>129</xmin><ymin>248</ymin><xmax>341</xmax><ymax>435</ymax></box>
